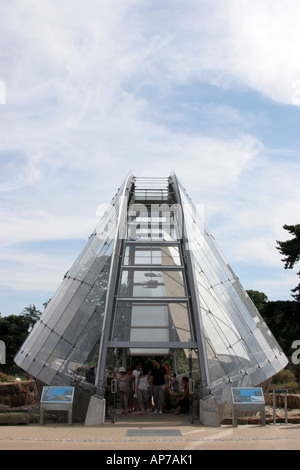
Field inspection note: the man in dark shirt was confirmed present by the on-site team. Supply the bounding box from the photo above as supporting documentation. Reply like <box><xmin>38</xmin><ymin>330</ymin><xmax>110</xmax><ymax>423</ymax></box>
<box><xmin>150</xmin><ymin>357</ymin><xmax>168</xmax><ymax>415</ymax></box>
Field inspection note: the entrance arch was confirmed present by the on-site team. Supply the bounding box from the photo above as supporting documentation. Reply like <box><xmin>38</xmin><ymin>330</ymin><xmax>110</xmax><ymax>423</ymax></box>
<box><xmin>103</xmin><ymin>347</ymin><xmax>201</xmax><ymax>421</ymax></box>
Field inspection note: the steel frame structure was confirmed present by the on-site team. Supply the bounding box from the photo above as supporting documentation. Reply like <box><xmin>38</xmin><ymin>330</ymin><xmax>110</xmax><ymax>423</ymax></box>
<box><xmin>14</xmin><ymin>173</ymin><xmax>288</xmax><ymax>423</ymax></box>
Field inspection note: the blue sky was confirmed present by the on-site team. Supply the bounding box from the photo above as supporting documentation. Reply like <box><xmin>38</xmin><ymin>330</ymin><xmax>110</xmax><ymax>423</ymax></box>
<box><xmin>0</xmin><ymin>0</ymin><xmax>300</xmax><ymax>316</ymax></box>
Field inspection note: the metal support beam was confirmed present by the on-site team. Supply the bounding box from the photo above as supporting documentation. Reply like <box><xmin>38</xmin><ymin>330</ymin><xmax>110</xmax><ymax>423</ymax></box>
<box><xmin>116</xmin><ymin>297</ymin><xmax>189</xmax><ymax>303</ymax></box>
<box><xmin>170</xmin><ymin>174</ymin><xmax>212</xmax><ymax>398</ymax></box>
<box><xmin>94</xmin><ymin>174</ymin><xmax>135</xmax><ymax>390</ymax></box>
<box><xmin>107</xmin><ymin>341</ymin><xmax>198</xmax><ymax>349</ymax></box>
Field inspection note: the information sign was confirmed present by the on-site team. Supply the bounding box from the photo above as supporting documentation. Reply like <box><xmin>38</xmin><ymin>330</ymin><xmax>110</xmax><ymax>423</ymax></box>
<box><xmin>40</xmin><ymin>386</ymin><xmax>74</xmax><ymax>425</ymax></box>
<box><xmin>41</xmin><ymin>386</ymin><xmax>74</xmax><ymax>403</ymax></box>
<box><xmin>231</xmin><ymin>387</ymin><xmax>265</xmax><ymax>427</ymax></box>
<box><xmin>231</xmin><ymin>387</ymin><xmax>264</xmax><ymax>404</ymax></box>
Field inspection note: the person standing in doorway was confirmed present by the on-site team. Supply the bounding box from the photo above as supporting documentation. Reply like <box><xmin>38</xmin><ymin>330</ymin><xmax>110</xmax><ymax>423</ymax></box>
<box><xmin>126</xmin><ymin>367</ymin><xmax>135</xmax><ymax>413</ymax></box>
<box><xmin>137</xmin><ymin>367</ymin><xmax>150</xmax><ymax>415</ymax></box>
<box><xmin>150</xmin><ymin>357</ymin><xmax>168</xmax><ymax>415</ymax></box>
<box><xmin>147</xmin><ymin>369</ymin><xmax>153</xmax><ymax>408</ymax></box>
<box><xmin>104</xmin><ymin>366</ymin><xmax>115</xmax><ymax>417</ymax></box>
<box><xmin>118</xmin><ymin>367</ymin><xmax>128</xmax><ymax>414</ymax></box>
<box><xmin>132</xmin><ymin>363</ymin><xmax>141</xmax><ymax>411</ymax></box>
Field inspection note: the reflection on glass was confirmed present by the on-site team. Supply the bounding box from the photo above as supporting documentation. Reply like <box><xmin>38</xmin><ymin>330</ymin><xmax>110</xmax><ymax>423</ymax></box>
<box><xmin>112</xmin><ymin>302</ymin><xmax>191</xmax><ymax>344</ymax></box>
<box><xmin>127</xmin><ymin>204</ymin><xmax>179</xmax><ymax>240</ymax></box>
<box><xmin>119</xmin><ymin>270</ymin><xmax>185</xmax><ymax>298</ymax></box>
<box><xmin>132</xmin><ymin>305</ymin><xmax>168</xmax><ymax>326</ymax></box>
<box><xmin>178</xmin><ymin>182</ymin><xmax>288</xmax><ymax>404</ymax></box>
<box><xmin>123</xmin><ymin>245</ymin><xmax>181</xmax><ymax>266</ymax></box>
<box><xmin>14</xmin><ymin>178</ymin><xmax>128</xmax><ymax>386</ymax></box>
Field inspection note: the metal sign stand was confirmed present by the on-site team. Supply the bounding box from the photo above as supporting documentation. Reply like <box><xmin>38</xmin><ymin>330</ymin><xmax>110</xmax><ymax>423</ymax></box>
<box><xmin>231</xmin><ymin>387</ymin><xmax>266</xmax><ymax>427</ymax></box>
<box><xmin>111</xmin><ymin>378</ymin><xmax>117</xmax><ymax>423</ymax></box>
<box><xmin>271</xmin><ymin>390</ymin><xmax>291</xmax><ymax>425</ymax></box>
<box><xmin>40</xmin><ymin>386</ymin><xmax>75</xmax><ymax>425</ymax></box>
<box><xmin>189</xmin><ymin>379</ymin><xmax>195</xmax><ymax>424</ymax></box>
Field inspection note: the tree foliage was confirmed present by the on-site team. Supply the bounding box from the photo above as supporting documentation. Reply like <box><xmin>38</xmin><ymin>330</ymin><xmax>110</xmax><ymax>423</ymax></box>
<box><xmin>0</xmin><ymin>305</ymin><xmax>42</xmax><ymax>367</ymax></box>
<box><xmin>247</xmin><ymin>290</ymin><xmax>268</xmax><ymax>312</ymax></box>
<box><xmin>247</xmin><ymin>290</ymin><xmax>300</xmax><ymax>357</ymax></box>
<box><xmin>276</xmin><ymin>224</ymin><xmax>300</xmax><ymax>301</ymax></box>
<box><xmin>21</xmin><ymin>304</ymin><xmax>42</xmax><ymax>331</ymax></box>
<box><xmin>260</xmin><ymin>300</ymin><xmax>300</xmax><ymax>357</ymax></box>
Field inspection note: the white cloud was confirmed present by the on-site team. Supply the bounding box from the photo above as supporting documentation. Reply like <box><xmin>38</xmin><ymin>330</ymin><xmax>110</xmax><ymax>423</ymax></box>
<box><xmin>2</xmin><ymin>0</ymin><xmax>300</xmax><ymax>117</ymax></box>
<box><xmin>0</xmin><ymin>246</ymin><xmax>68</xmax><ymax>292</ymax></box>
<box><xmin>226</xmin><ymin>0</ymin><xmax>300</xmax><ymax>105</ymax></box>
<box><xmin>0</xmin><ymin>0</ymin><xmax>300</xmax><ymax>310</ymax></box>
<box><xmin>249</xmin><ymin>272</ymin><xmax>298</xmax><ymax>302</ymax></box>
<box><xmin>0</xmin><ymin>209</ymin><xmax>96</xmax><ymax>246</ymax></box>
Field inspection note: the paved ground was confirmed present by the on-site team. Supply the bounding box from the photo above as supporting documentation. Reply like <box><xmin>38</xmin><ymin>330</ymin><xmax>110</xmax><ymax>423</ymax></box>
<box><xmin>0</xmin><ymin>411</ymin><xmax>300</xmax><ymax>451</ymax></box>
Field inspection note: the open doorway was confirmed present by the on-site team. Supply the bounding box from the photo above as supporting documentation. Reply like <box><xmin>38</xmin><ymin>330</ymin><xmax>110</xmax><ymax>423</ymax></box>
<box><xmin>103</xmin><ymin>348</ymin><xmax>202</xmax><ymax>421</ymax></box>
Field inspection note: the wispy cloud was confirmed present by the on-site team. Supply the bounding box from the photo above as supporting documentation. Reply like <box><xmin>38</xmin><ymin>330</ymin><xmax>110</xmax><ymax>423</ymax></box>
<box><xmin>226</xmin><ymin>0</ymin><xmax>300</xmax><ymax>105</ymax></box>
<box><xmin>0</xmin><ymin>0</ymin><xmax>300</xmax><ymax>313</ymax></box>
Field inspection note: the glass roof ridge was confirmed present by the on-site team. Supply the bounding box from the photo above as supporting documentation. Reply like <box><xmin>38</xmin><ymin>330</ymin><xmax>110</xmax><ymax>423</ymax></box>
<box><xmin>132</xmin><ymin>176</ymin><xmax>173</xmax><ymax>204</ymax></box>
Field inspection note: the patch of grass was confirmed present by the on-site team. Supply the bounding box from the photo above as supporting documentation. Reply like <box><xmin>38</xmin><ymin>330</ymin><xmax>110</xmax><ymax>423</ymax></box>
<box><xmin>0</xmin><ymin>369</ymin><xmax>30</xmax><ymax>382</ymax></box>
<box><xmin>270</xmin><ymin>369</ymin><xmax>300</xmax><ymax>392</ymax></box>
<box><xmin>0</xmin><ymin>371</ymin><xmax>9</xmax><ymax>382</ymax></box>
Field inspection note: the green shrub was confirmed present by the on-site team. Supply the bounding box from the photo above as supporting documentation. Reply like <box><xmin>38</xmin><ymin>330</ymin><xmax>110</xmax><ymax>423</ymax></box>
<box><xmin>271</xmin><ymin>369</ymin><xmax>299</xmax><ymax>391</ymax></box>
<box><xmin>0</xmin><ymin>371</ymin><xmax>9</xmax><ymax>382</ymax></box>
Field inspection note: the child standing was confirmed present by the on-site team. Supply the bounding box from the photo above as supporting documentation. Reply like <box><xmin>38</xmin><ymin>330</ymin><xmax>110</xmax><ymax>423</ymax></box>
<box><xmin>118</xmin><ymin>367</ymin><xmax>128</xmax><ymax>414</ymax></box>
<box><xmin>126</xmin><ymin>366</ymin><xmax>135</xmax><ymax>413</ymax></box>
<box><xmin>104</xmin><ymin>366</ymin><xmax>115</xmax><ymax>417</ymax></box>
<box><xmin>138</xmin><ymin>367</ymin><xmax>150</xmax><ymax>415</ymax></box>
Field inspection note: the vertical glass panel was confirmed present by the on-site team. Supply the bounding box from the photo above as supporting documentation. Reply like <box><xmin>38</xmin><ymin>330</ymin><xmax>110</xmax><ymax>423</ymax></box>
<box><xmin>161</xmin><ymin>245</ymin><xmax>181</xmax><ymax>266</ymax></box>
<box><xmin>119</xmin><ymin>269</ymin><xmax>185</xmax><ymax>298</ymax></box>
<box><xmin>123</xmin><ymin>245</ymin><xmax>182</xmax><ymax>266</ymax></box>
<box><xmin>130</xmin><ymin>328</ymin><xmax>169</xmax><ymax>342</ymax></box>
<box><xmin>127</xmin><ymin>202</ymin><xmax>179</xmax><ymax>241</ymax></box>
<box><xmin>112</xmin><ymin>301</ymin><xmax>192</xmax><ymax>344</ymax></box>
<box><xmin>168</xmin><ymin>303</ymin><xmax>192</xmax><ymax>342</ymax></box>
<box><xmin>132</xmin><ymin>305</ymin><xmax>169</xmax><ymax>326</ymax></box>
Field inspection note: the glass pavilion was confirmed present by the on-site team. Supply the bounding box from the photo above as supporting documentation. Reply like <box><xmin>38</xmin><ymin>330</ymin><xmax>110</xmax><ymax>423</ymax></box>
<box><xmin>15</xmin><ymin>174</ymin><xmax>288</xmax><ymax>423</ymax></box>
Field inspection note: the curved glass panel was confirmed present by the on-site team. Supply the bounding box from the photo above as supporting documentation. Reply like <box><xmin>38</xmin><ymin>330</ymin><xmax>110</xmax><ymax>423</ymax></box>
<box><xmin>178</xmin><ymin>180</ymin><xmax>288</xmax><ymax>414</ymax></box>
<box><xmin>15</xmin><ymin>178</ymin><xmax>128</xmax><ymax>385</ymax></box>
